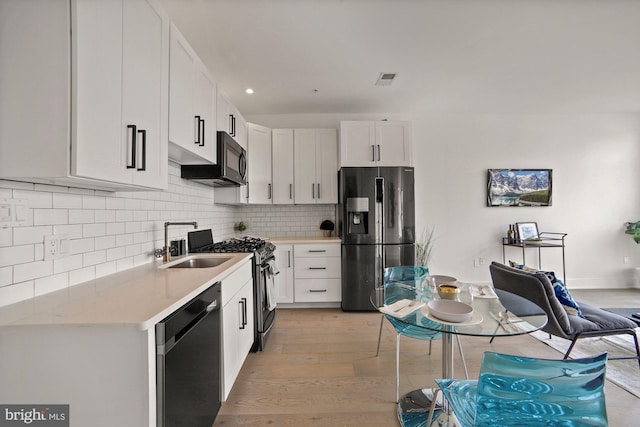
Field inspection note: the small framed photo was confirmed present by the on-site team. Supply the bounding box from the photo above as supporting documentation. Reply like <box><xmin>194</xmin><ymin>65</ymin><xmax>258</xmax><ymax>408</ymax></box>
<box><xmin>516</xmin><ymin>222</ymin><xmax>540</xmax><ymax>241</ymax></box>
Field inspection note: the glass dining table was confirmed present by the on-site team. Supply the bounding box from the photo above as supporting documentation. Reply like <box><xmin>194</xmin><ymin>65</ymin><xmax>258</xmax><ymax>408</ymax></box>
<box><xmin>377</xmin><ymin>280</ymin><xmax>549</xmax><ymax>427</ymax></box>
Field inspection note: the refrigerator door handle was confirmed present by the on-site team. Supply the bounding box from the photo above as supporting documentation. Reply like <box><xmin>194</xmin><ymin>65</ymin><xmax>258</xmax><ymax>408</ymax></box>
<box><xmin>375</xmin><ymin>177</ymin><xmax>384</xmax><ymax>245</ymax></box>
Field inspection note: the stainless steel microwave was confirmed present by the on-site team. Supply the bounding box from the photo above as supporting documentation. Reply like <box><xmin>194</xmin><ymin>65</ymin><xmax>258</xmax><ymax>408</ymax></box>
<box><xmin>181</xmin><ymin>132</ymin><xmax>247</xmax><ymax>186</ymax></box>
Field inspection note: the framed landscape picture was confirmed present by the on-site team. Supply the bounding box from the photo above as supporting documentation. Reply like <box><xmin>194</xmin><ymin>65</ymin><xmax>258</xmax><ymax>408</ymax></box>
<box><xmin>487</xmin><ymin>169</ymin><xmax>552</xmax><ymax>207</ymax></box>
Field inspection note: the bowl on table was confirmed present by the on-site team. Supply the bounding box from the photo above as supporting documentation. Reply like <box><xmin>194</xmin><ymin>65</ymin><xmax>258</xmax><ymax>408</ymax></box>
<box><xmin>427</xmin><ymin>299</ymin><xmax>473</xmax><ymax>323</ymax></box>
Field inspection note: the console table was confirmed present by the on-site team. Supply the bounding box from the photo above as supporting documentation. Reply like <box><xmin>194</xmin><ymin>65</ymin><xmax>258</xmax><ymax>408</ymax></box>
<box><xmin>502</xmin><ymin>232</ymin><xmax>567</xmax><ymax>283</ymax></box>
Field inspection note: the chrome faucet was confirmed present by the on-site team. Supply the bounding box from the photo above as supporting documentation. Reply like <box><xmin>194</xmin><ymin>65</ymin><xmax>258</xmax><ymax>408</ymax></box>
<box><xmin>162</xmin><ymin>221</ymin><xmax>198</xmax><ymax>262</ymax></box>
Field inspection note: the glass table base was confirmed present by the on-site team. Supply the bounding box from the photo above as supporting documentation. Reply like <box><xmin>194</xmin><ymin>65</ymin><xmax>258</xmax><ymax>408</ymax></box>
<box><xmin>398</xmin><ymin>389</ymin><xmax>460</xmax><ymax>427</ymax></box>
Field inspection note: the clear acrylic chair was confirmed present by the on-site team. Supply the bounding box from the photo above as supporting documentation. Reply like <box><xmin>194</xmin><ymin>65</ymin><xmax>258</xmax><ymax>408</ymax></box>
<box><xmin>426</xmin><ymin>351</ymin><xmax>608</xmax><ymax>427</ymax></box>
<box><xmin>374</xmin><ymin>266</ymin><xmax>467</xmax><ymax>403</ymax></box>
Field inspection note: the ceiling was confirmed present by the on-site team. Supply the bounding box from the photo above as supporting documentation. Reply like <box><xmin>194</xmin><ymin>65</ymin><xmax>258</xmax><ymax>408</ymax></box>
<box><xmin>158</xmin><ymin>0</ymin><xmax>640</xmax><ymax>116</ymax></box>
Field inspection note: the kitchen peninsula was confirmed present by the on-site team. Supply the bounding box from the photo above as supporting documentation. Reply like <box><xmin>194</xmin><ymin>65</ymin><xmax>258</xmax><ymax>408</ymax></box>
<box><xmin>0</xmin><ymin>253</ymin><xmax>251</xmax><ymax>427</ymax></box>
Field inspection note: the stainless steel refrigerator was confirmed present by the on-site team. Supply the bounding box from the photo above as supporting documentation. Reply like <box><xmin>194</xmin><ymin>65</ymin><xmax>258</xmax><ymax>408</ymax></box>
<box><xmin>338</xmin><ymin>167</ymin><xmax>415</xmax><ymax>311</ymax></box>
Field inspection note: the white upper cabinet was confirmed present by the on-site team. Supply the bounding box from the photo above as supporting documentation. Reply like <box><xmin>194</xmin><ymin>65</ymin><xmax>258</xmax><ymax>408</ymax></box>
<box><xmin>339</xmin><ymin>121</ymin><xmax>412</xmax><ymax>167</ymax></box>
<box><xmin>247</xmin><ymin>123</ymin><xmax>273</xmax><ymax>204</ymax></box>
<box><xmin>168</xmin><ymin>23</ymin><xmax>216</xmax><ymax>164</ymax></box>
<box><xmin>217</xmin><ymin>90</ymin><xmax>247</xmax><ymax>149</ymax></box>
<box><xmin>294</xmin><ymin>129</ymin><xmax>338</xmax><ymax>204</ymax></box>
<box><xmin>0</xmin><ymin>0</ymin><xmax>169</xmax><ymax>191</ymax></box>
<box><xmin>272</xmin><ymin>129</ymin><xmax>295</xmax><ymax>204</ymax></box>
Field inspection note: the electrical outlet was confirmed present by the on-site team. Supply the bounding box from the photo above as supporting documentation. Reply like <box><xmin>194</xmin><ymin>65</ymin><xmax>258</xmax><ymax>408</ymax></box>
<box><xmin>478</xmin><ymin>257</ymin><xmax>485</xmax><ymax>266</ymax></box>
<box><xmin>44</xmin><ymin>234</ymin><xmax>69</xmax><ymax>260</ymax></box>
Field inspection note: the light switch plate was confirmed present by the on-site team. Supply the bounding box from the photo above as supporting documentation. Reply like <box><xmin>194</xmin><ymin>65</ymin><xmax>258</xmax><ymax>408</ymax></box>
<box><xmin>0</xmin><ymin>199</ymin><xmax>27</xmax><ymax>228</ymax></box>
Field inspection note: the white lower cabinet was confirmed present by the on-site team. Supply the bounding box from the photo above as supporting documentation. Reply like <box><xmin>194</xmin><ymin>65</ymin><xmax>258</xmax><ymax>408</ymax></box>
<box><xmin>274</xmin><ymin>244</ymin><xmax>294</xmax><ymax>303</ymax></box>
<box><xmin>221</xmin><ymin>262</ymin><xmax>254</xmax><ymax>400</ymax></box>
<box><xmin>293</xmin><ymin>243</ymin><xmax>341</xmax><ymax>303</ymax></box>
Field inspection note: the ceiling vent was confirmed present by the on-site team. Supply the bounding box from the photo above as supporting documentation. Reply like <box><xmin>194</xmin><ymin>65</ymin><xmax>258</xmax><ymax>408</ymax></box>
<box><xmin>375</xmin><ymin>72</ymin><xmax>398</xmax><ymax>86</ymax></box>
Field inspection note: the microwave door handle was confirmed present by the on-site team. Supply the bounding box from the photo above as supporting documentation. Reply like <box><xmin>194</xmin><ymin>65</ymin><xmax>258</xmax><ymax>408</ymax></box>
<box><xmin>239</xmin><ymin>151</ymin><xmax>247</xmax><ymax>180</ymax></box>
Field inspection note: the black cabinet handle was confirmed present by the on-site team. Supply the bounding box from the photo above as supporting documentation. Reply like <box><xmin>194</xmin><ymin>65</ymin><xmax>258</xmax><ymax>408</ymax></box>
<box><xmin>309</xmin><ymin>289</ymin><xmax>327</xmax><ymax>293</ymax></box>
<box><xmin>287</xmin><ymin>250</ymin><xmax>291</xmax><ymax>268</ymax></box>
<box><xmin>308</xmin><ymin>250</ymin><xmax>326</xmax><ymax>253</ymax></box>
<box><xmin>371</xmin><ymin>144</ymin><xmax>375</xmax><ymax>161</ymax></box>
<box><xmin>317</xmin><ymin>183</ymin><xmax>321</xmax><ymax>199</ymax></box>
<box><xmin>377</xmin><ymin>144</ymin><xmax>381</xmax><ymax>161</ymax></box>
<box><xmin>312</xmin><ymin>183</ymin><xmax>315</xmax><ymax>198</ymax></box>
<box><xmin>127</xmin><ymin>125</ymin><xmax>137</xmax><ymax>169</ymax></box>
<box><xmin>239</xmin><ymin>297</ymin><xmax>247</xmax><ymax>329</ymax></box>
<box><xmin>309</xmin><ymin>267</ymin><xmax>327</xmax><ymax>270</ymax></box>
<box><xmin>268</xmin><ymin>183</ymin><xmax>272</xmax><ymax>199</ymax></box>
<box><xmin>194</xmin><ymin>115</ymin><xmax>201</xmax><ymax>145</ymax></box>
<box><xmin>200</xmin><ymin>118</ymin><xmax>205</xmax><ymax>146</ymax></box>
<box><xmin>232</xmin><ymin>115</ymin><xmax>236</xmax><ymax>137</ymax></box>
<box><xmin>289</xmin><ymin>183</ymin><xmax>293</xmax><ymax>199</ymax></box>
<box><xmin>228</xmin><ymin>114</ymin><xmax>233</xmax><ymax>135</ymax></box>
<box><xmin>137</xmin><ymin>129</ymin><xmax>146</xmax><ymax>171</ymax></box>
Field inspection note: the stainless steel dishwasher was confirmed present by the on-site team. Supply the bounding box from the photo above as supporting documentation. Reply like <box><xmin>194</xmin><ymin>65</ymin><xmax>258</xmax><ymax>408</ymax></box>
<box><xmin>156</xmin><ymin>282</ymin><xmax>221</xmax><ymax>427</ymax></box>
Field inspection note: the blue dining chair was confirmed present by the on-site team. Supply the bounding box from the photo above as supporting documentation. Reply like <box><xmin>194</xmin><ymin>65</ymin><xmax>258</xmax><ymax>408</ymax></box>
<box><xmin>426</xmin><ymin>351</ymin><xmax>608</xmax><ymax>427</ymax></box>
<box><xmin>375</xmin><ymin>266</ymin><xmax>467</xmax><ymax>403</ymax></box>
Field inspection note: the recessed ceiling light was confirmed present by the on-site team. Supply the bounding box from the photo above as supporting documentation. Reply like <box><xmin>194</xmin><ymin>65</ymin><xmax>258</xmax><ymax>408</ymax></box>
<box><xmin>245</xmin><ymin>88</ymin><xmax>254</xmax><ymax>94</ymax></box>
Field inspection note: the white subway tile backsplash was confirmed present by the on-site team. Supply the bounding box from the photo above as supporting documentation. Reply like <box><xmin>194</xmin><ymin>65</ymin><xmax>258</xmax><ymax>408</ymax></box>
<box><xmin>33</xmin><ymin>209</ymin><xmax>68</xmax><ymax>226</ymax></box>
<box><xmin>0</xmin><ymin>228</ymin><xmax>12</xmax><ymax>248</ymax></box>
<box><xmin>0</xmin><ymin>280</ymin><xmax>34</xmax><ymax>307</ymax></box>
<box><xmin>83</xmin><ymin>195</ymin><xmax>106</xmax><ymax>209</ymax></box>
<box><xmin>69</xmin><ymin>209</ymin><xmax>95</xmax><ymax>224</ymax></box>
<box><xmin>83</xmin><ymin>223</ymin><xmax>106</xmax><ymax>238</ymax></box>
<box><xmin>95</xmin><ymin>210</ymin><xmax>116</xmax><ymax>223</ymax></box>
<box><xmin>95</xmin><ymin>261</ymin><xmax>117</xmax><ymax>278</ymax></box>
<box><xmin>53</xmin><ymin>193</ymin><xmax>83</xmax><ymax>209</ymax></box>
<box><xmin>0</xmin><ymin>266</ymin><xmax>12</xmax><ymax>287</ymax></box>
<box><xmin>70</xmin><ymin>238</ymin><xmax>95</xmax><ymax>255</ymax></box>
<box><xmin>106</xmin><ymin>246</ymin><xmax>126</xmax><ymax>262</ymax></box>
<box><xmin>14</xmin><ymin>190</ymin><xmax>53</xmax><ymax>208</ymax></box>
<box><xmin>14</xmin><ymin>260</ymin><xmax>53</xmax><ymax>282</ymax></box>
<box><xmin>13</xmin><ymin>226</ymin><xmax>52</xmax><ymax>245</ymax></box>
<box><xmin>34</xmin><ymin>273</ymin><xmax>69</xmax><ymax>296</ymax></box>
<box><xmin>116</xmin><ymin>210</ymin><xmax>134</xmax><ymax>222</ymax></box>
<box><xmin>105</xmin><ymin>223</ymin><xmax>125</xmax><ymax>236</ymax></box>
<box><xmin>83</xmin><ymin>250</ymin><xmax>106</xmax><ymax>267</ymax></box>
<box><xmin>95</xmin><ymin>236</ymin><xmax>116</xmax><ymax>250</ymax></box>
<box><xmin>0</xmin><ymin>163</ymin><xmax>332</xmax><ymax>306</ymax></box>
<box><xmin>53</xmin><ymin>254</ymin><xmax>83</xmax><ymax>274</ymax></box>
<box><xmin>116</xmin><ymin>257</ymin><xmax>134</xmax><ymax>272</ymax></box>
<box><xmin>0</xmin><ymin>245</ymin><xmax>34</xmax><ymax>267</ymax></box>
<box><xmin>53</xmin><ymin>224</ymin><xmax>83</xmax><ymax>239</ymax></box>
<box><xmin>69</xmin><ymin>266</ymin><xmax>95</xmax><ymax>286</ymax></box>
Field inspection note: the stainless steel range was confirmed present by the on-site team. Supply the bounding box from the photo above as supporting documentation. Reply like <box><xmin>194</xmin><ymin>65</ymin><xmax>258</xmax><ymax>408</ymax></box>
<box><xmin>187</xmin><ymin>230</ymin><xmax>277</xmax><ymax>351</ymax></box>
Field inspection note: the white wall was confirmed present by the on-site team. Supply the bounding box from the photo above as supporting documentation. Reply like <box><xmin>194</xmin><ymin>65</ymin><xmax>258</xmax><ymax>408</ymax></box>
<box><xmin>248</xmin><ymin>112</ymin><xmax>640</xmax><ymax>289</ymax></box>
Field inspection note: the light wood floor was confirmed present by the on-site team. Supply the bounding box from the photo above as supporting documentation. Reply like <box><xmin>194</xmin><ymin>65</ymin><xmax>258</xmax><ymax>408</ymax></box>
<box><xmin>214</xmin><ymin>289</ymin><xmax>640</xmax><ymax>426</ymax></box>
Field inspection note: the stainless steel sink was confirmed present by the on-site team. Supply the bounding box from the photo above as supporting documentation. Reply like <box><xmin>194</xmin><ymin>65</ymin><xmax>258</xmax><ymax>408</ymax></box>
<box><xmin>168</xmin><ymin>257</ymin><xmax>232</xmax><ymax>269</ymax></box>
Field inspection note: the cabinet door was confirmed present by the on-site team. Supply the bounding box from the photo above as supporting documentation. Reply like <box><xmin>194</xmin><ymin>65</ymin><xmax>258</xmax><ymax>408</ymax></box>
<box><xmin>274</xmin><ymin>244</ymin><xmax>294</xmax><ymax>303</ymax></box>
<box><xmin>234</xmin><ymin>111</ymin><xmax>248</xmax><ymax>149</ymax></box>
<box><xmin>315</xmin><ymin>129</ymin><xmax>338</xmax><ymax>204</ymax></box>
<box><xmin>222</xmin><ymin>297</ymin><xmax>240</xmax><ymax>400</ymax></box>
<box><xmin>293</xmin><ymin>129</ymin><xmax>317</xmax><ymax>204</ymax></box>
<box><xmin>339</xmin><ymin>121</ymin><xmax>376</xmax><ymax>167</ymax></box>
<box><xmin>192</xmin><ymin>61</ymin><xmax>217</xmax><ymax>162</ymax></box>
<box><xmin>272</xmin><ymin>129</ymin><xmax>295</xmax><ymax>204</ymax></box>
<box><xmin>168</xmin><ymin>23</ymin><xmax>195</xmax><ymax>153</ymax></box>
<box><xmin>73</xmin><ymin>0</ymin><xmax>168</xmax><ymax>188</ymax></box>
<box><xmin>72</xmin><ymin>0</ymin><xmax>129</xmax><ymax>184</ymax></box>
<box><xmin>217</xmin><ymin>90</ymin><xmax>232</xmax><ymax>135</ymax></box>
<box><xmin>237</xmin><ymin>280</ymin><xmax>255</xmax><ymax>357</ymax></box>
<box><xmin>247</xmin><ymin>123</ymin><xmax>272</xmax><ymax>204</ymax></box>
<box><xmin>375</xmin><ymin>121</ymin><xmax>412</xmax><ymax>167</ymax></box>
<box><xmin>121</xmin><ymin>0</ymin><xmax>168</xmax><ymax>188</ymax></box>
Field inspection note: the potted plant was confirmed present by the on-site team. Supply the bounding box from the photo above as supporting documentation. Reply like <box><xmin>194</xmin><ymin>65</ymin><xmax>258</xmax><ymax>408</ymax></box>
<box><xmin>320</xmin><ymin>219</ymin><xmax>335</xmax><ymax>237</ymax></box>
<box><xmin>416</xmin><ymin>226</ymin><xmax>435</xmax><ymax>267</ymax></box>
<box><xmin>234</xmin><ymin>221</ymin><xmax>247</xmax><ymax>233</ymax></box>
<box><xmin>625</xmin><ymin>221</ymin><xmax>640</xmax><ymax>244</ymax></box>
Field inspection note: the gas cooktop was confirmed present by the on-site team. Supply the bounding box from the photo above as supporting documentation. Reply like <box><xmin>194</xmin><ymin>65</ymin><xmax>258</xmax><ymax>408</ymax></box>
<box><xmin>187</xmin><ymin>230</ymin><xmax>274</xmax><ymax>255</ymax></box>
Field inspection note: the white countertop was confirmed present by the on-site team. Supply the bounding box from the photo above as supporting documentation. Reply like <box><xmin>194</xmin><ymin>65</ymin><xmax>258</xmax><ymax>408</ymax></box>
<box><xmin>0</xmin><ymin>253</ymin><xmax>252</xmax><ymax>331</ymax></box>
<box><xmin>269</xmin><ymin>236</ymin><xmax>341</xmax><ymax>244</ymax></box>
